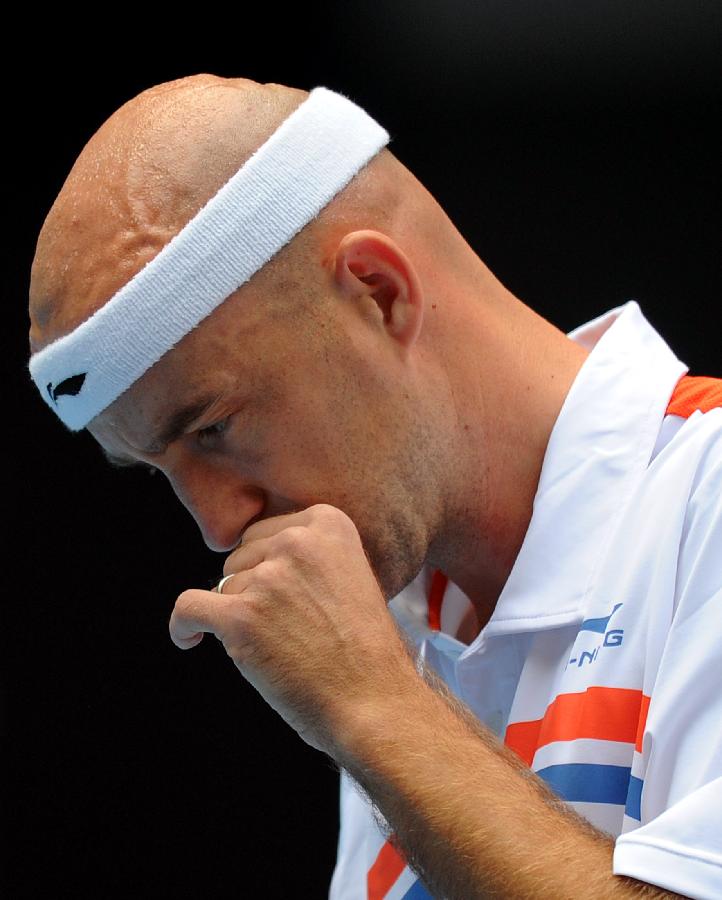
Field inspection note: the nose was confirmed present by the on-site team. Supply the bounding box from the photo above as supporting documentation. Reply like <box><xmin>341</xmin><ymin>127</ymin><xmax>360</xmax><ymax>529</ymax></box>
<box><xmin>164</xmin><ymin>459</ymin><xmax>266</xmax><ymax>553</ymax></box>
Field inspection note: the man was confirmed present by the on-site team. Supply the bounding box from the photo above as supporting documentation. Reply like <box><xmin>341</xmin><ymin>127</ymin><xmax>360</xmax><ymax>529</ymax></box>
<box><xmin>28</xmin><ymin>74</ymin><xmax>721</xmax><ymax>898</ymax></box>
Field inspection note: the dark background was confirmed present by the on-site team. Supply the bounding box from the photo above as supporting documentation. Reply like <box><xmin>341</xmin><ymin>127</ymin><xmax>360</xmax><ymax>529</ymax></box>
<box><xmin>8</xmin><ymin>3</ymin><xmax>720</xmax><ymax>897</ymax></box>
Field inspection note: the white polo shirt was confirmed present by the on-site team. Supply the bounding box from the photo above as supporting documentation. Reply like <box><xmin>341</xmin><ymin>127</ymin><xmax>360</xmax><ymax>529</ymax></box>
<box><xmin>329</xmin><ymin>301</ymin><xmax>722</xmax><ymax>900</ymax></box>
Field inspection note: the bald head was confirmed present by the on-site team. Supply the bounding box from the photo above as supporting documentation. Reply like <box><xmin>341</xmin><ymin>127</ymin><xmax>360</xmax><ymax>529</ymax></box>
<box><xmin>29</xmin><ymin>74</ymin><xmax>449</xmax><ymax>358</ymax></box>
<box><xmin>29</xmin><ymin>75</ymin><xmax>305</xmax><ymax>351</ymax></box>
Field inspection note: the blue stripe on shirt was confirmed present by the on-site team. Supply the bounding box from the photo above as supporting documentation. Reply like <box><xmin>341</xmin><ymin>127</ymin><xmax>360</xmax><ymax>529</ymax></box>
<box><xmin>401</xmin><ymin>879</ymin><xmax>434</xmax><ymax>899</ymax></box>
<box><xmin>624</xmin><ymin>775</ymin><xmax>644</xmax><ymax>820</ymax></box>
<box><xmin>536</xmin><ymin>763</ymin><xmax>631</xmax><ymax>805</ymax></box>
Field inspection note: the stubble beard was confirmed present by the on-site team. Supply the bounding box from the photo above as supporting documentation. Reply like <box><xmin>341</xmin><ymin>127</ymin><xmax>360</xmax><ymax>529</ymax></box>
<box><xmin>357</xmin><ymin>506</ymin><xmax>429</xmax><ymax>605</ymax></box>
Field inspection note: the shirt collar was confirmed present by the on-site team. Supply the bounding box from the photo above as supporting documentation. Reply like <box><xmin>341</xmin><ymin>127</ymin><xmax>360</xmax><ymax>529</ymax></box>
<box><xmin>389</xmin><ymin>300</ymin><xmax>687</xmax><ymax>646</ymax></box>
<box><xmin>482</xmin><ymin>300</ymin><xmax>687</xmax><ymax>636</ymax></box>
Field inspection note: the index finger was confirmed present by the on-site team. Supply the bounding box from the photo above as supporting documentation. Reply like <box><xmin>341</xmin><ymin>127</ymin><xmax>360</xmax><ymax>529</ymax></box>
<box><xmin>239</xmin><ymin>506</ymin><xmax>314</xmax><ymax>547</ymax></box>
<box><xmin>222</xmin><ymin>511</ymin><xmax>306</xmax><ymax>576</ymax></box>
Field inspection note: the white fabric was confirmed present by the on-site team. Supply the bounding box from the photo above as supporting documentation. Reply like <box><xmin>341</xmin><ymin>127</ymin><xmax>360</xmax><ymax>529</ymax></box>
<box><xmin>329</xmin><ymin>300</ymin><xmax>722</xmax><ymax>899</ymax></box>
<box><xmin>613</xmin><ymin>776</ymin><xmax>722</xmax><ymax>900</ymax></box>
<box><xmin>28</xmin><ymin>86</ymin><xmax>389</xmax><ymax>431</ymax></box>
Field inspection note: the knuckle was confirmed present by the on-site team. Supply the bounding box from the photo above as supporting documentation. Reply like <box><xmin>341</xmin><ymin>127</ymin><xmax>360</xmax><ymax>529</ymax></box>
<box><xmin>253</xmin><ymin>558</ymin><xmax>283</xmax><ymax>583</ymax></box>
<box><xmin>311</xmin><ymin>502</ymin><xmax>337</xmax><ymax>520</ymax></box>
<box><xmin>317</xmin><ymin>505</ymin><xmax>358</xmax><ymax>544</ymax></box>
<box><xmin>277</xmin><ymin>525</ymin><xmax>308</xmax><ymax>554</ymax></box>
<box><xmin>314</xmin><ymin>502</ymin><xmax>353</xmax><ymax>530</ymax></box>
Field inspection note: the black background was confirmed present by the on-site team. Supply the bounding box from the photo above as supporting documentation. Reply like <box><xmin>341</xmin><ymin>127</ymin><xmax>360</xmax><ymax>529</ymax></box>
<box><xmin>8</xmin><ymin>4</ymin><xmax>720</xmax><ymax>897</ymax></box>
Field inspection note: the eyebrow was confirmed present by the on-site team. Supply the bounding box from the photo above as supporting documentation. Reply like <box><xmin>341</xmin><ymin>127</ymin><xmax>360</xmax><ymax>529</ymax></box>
<box><xmin>152</xmin><ymin>395</ymin><xmax>220</xmax><ymax>450</ymax></box>
<box><xmin>100</xmin><ymin>394</ymin><xmax>221</xmax><ymax>468</ymax></box>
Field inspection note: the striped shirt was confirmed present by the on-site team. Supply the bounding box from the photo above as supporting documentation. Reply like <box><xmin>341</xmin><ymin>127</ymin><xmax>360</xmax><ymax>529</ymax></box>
<box><xmin>329</xmin><ymin>300</ymin><xmax>722</xmax><ymax>899</ymax></box>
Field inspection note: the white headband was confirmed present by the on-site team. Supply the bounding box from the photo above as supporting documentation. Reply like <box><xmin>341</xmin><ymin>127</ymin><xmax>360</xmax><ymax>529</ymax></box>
<box><xmin>29</xmin><ymin>86</ymin><xmax>390</xmax><ymax>431</ymax></box>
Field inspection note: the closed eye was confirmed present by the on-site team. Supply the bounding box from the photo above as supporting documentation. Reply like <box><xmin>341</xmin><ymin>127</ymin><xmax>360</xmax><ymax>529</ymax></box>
<box><xmin>197</xmin><ymin>416</ymin><xmax>230</xmax><ymax>445</ymax></box>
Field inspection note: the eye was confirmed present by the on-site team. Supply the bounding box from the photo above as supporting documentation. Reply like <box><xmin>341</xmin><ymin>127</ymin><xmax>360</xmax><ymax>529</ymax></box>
<box><xmin>197</xmin><ymin>416</ymin><xmax>230</xmax><ymax>445</ymax></box>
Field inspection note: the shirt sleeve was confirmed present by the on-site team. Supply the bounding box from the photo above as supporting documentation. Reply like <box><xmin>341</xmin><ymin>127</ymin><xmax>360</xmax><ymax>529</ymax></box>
<box><xmin>614</xmin><ymin>775</ymin><xmax>722</xmax><ymax>899</ymax></box>
<box><xmin>613</xmin><ymin>420</ymin><xmax>722</xmax><ymax>898</ymax></box>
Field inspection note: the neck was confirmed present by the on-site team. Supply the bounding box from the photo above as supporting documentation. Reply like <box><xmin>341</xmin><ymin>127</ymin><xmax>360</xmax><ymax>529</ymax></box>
<box><xmin>426</xmin><ymin>282</ymin><xmax>589</xmax><ymax>641</ymax></box>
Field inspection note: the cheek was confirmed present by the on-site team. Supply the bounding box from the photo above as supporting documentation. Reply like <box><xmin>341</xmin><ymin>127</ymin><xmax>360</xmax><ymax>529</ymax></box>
<box><xmin>256</xmin><ymin>386</ymin><xmax>328</xmax><ymax>465</ymax></box>
<box><xmin>239</xmin><ymin>365</ymin><xmax>373</xmax><ymax>498</ymax></box>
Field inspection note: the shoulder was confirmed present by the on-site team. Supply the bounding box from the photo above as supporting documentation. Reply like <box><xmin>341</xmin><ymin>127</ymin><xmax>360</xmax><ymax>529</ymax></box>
<box><xmin>649</xmin><ymin>407</ymin><xmax>722</xmax><ymax>610</ymax></box>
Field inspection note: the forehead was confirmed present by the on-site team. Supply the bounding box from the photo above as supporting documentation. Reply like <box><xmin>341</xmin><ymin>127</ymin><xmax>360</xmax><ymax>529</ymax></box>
<box><xmin>89</xmin><ymin>352</ymin><xmax>230</xmax><ymax>455</ymax></box>
<box><xmin>88</xmin><ymin>286</ymin><xmax>278</xmax><ymax>449</ymax></box>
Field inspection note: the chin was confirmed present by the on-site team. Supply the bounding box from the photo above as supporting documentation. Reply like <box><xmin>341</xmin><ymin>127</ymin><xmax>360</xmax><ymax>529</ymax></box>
<box><xmin>364</xmin><ymin>538</ymin><xmax>427</xmax><ymax>604</ymax></box>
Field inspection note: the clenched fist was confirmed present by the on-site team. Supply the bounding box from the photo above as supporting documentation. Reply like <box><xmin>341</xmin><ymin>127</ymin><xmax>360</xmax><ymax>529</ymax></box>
<box><xmin>169</xmin><ymin>503</ymin><xmax>419</xmax><ymax>756</ymax></box>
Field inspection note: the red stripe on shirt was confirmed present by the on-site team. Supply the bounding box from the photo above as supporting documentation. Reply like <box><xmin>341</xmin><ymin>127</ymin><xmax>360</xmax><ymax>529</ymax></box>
<box><xmin>367</xmin><ymin>839</ymin><xmax>406</xmax><ymax>900</ymax></box>
<box><xmin>666</xmin><ymin>375</ymin><xmax>722</xmax><ymax>418</ymax></box>
<box><xmin>504</xmin><ymin>687</ymin><xmax>651</xmax><ymax>767</ymax></box>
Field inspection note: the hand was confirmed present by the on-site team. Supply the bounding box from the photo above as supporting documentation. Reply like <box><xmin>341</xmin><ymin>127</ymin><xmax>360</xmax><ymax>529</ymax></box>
<box><xmin>169</xmin><ymin>503</ymin><xmax>418</xmax><ymax>755</ymax></box>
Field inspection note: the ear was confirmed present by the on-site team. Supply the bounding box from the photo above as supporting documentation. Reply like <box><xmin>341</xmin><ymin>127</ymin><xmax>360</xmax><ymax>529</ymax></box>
<box><xmin>333</xmin><ymin>230</ymin><xmax>424</xmax><ymax>349</ymax></box>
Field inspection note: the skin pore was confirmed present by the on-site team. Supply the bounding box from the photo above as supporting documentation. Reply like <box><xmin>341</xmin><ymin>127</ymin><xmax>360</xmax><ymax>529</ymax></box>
<box><xmin>28</xmin><ymin>73</ymin><xmax>589</xmax><ymax>641</ymax></box>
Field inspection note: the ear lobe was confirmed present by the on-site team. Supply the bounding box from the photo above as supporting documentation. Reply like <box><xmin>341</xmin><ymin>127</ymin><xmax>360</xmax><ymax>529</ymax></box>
<box><xmin>333</xmin><ymin>230</ymin><xmax>423</xmax><ymax>346</ymax></box>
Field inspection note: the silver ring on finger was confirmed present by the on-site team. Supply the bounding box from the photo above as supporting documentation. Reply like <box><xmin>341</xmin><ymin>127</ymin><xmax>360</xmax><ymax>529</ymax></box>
<box><xmin>214</xmin><ymin>574</ymin><xmax>235</xmax><ymax>594</ymax></box>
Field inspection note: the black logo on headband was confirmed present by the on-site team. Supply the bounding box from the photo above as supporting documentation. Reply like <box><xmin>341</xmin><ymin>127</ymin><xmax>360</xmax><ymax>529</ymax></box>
<box><xmin>46</xmin><ymin>373</ymin><xmax>87</xmax><ymax>404</ymax></box>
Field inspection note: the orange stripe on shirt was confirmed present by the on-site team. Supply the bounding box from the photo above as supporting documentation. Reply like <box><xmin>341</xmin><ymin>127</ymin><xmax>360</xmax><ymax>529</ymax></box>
<box><xmin>505</xmin><ymin>687</ymin><xmax>650</xmax><ymax>767</ymax></box>
<box><xmin>504</xmin><ymin>719</ymin><xmax>543</xmax><ymax>767</ymax></box>
<box><xmin>427</xmin><ymin>569</ymin><xmax>448</xmax><ymax>631</ymax></box>
<box><xmin>666</xmin><ymin>375</ymin><xmax>722</xmax><ymax>418</ymax></box>
<box><xmin>368</xmin><ymin>839</ymin><xmax>407</xmax><ymax>900</ymax></box>
<box><xmin>635</xmin><ymin>693</ymin><xmax>651</xmax><ymax>754</ymax></box>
